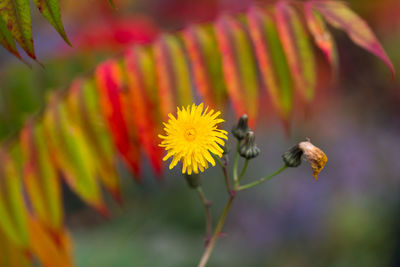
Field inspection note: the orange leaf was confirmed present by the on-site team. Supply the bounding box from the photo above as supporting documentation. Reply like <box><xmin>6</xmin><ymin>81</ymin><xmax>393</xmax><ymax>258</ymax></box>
<box><xmin>153</xmin><ymin>36</ymin><xmax>176</xmax><ymax>120</ymax></box>
<box><xmin>125</xmin><ymin>47</ymin><xmax>163</xmax><ymax>176</ymax></box>
<box><xmin>214</xmin><ymin>16</ymin><xmax>247</xmax><ymax>118</ymax></box>
<box><xmin>0</xmin><ymin>228</ymin><xmax>32</xmax><ymax>267</ymax></box>
<box><xmin>28</xmin><ymin>216</ymin><xmax>72</xmax><ymax>267</ymax></box>
<box><xmin>182</xmin><ymin>26</ymin><xmax>215</xmax><ymax>108</ymax></box>
<box><xmin>304</xmin><ymin>2</ymin><xmax>338</xmax><ymax>70</ymax></box>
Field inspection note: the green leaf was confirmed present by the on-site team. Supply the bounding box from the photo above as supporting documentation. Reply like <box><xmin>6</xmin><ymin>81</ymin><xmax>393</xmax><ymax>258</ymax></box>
<box><xmin>215</xmin><ymin>16</ymin><xmax>252</xmax><ymax>119</ymax></box>
<box><xmin>248</xmin><ymin>7</ymin><xmax>292</xmax><ymax>121</ymax></box>
<box><xmin>233</xmin><ymin>18</ymin><xmax>259</xmax><ymax>122</ymax></box>
<box><xmin>59</xmin><ymin>105</ymin><xmax>106</xmax><ymax>214</ymax></box>
<box><xmin>33</xmin><ymin>123</ymin><xmax>63</xmax><ymax>229</ymax></box>
<box><xmin>153</xmin><ymin>36</ymin><xmax>176</xmax><ymax>119</ymax></box>
<box><xmin>182</xmin><ymin>26</ymin><xmax>215</xmax><ymax>108</ymax></box>
<box><xmin>189</xmin><ymin>25</ymin><xmax>227</xmax><ymax>108</ymax></box>
<box><xmin>5</xmin><ymin>151</ymin><xmax>29</xmax><ymax>247</ymax></box>
<box><xmin>33</xmin><ymin>0</ymin><xmax>71</xmax><ymax>45</ymax></box>
<box><xmin>164</xmin><ymin>34</ymin><xmax>193</xmax><ymax>106</ymax></box>
<box><xmin>0</xmin><ymin>0</ymin><xmax>36</xmax><ymax>59</ymax></box>
<box><xmin>68</xmin><ymin>79</ymin><xmax>121</xmax><ymax>201</ymax></box>
<box><xmin>0</xmin><ymin>149</ymin><xmax>29</xmax><ymax>247</ymax></box>
<box><xmin>275</xmin><ymin>1</ymin><xmax>316</xmax><ymax>101</ymax></box>
<box><xmin>43</xmin><ymin>94</ymin><xmax>106</xmax><ymax>215</ymax></box>
<box><xmin>265</xmin><ymin>11</ymin><xmax>293</xmax><ymax>119</ymax></box>
<box><xmin>0</xmin><ymin>14</ymin><xmax>21</xmax><ymax>59</ymax></box>
<box><xmin>107</xmin><ymin>0</ymin><xmax>115</xmax><ymax>9</ymax></box>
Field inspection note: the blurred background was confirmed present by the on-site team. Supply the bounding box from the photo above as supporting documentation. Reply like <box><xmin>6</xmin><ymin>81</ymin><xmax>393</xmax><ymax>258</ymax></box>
<box><xmin>1</xmin><ymin>0</ymin><xmax>400</xmax><ymax>266</ymax></box>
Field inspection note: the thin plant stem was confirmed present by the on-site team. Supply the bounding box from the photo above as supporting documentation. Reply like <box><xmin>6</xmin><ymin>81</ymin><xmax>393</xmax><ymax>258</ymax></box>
<box><xmin>238</xmin><ymin>165</ymin><xmax>288</xmax><ymax>191</ymax></box>
<box><xmin>198</xmin><ymin>196</ymin><xmax>234</xmax><ymax>267</ymax></box>
<box><xmin>216</xmin><ymin>157</ymin><xmax>234</xmax><ymax>197</ymax></box>
<box><xmin>238</xmin><ymin>159</ymin><xmax>249</xmax><ymax>182</ymax></box>
<box><xmin>233</xmin><ymin>142</ymin><xmax>240</xmax><ymax>187</ymax></box>
<box><xmin>196</xmin><ymin>187</ymin><xmax>212</xmax><ymax>238</ymax></box>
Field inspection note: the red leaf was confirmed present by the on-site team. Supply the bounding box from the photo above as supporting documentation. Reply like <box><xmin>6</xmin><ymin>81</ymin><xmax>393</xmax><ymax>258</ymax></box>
<box><xmin>124</xmin><ymin>47</ymin><xmax>163</xmax><ymax>176</ymax></box>
<box><xmin>95</xmin><ymin>60</ymin><xmax>141</xmax><ymax>180</ymax></box>
<box><xmin>214</xmin><ymin>16</ymin><xmax>247</xmax><ymax>118</ymax></box>
<box><xmin>304</xmin><ymin>2</ymin><xmax>338</xmax><ymax>70</ymax></box>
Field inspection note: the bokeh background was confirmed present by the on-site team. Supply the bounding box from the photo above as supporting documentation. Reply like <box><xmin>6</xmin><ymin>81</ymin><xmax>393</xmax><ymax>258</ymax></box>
<box><xmin>1</xmin><ymin>0</ymin><xmax>400</xmax><ymax>266</ymax></box>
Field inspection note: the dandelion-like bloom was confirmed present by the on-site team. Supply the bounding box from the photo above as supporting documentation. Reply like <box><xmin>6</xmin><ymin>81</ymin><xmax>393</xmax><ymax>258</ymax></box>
<box><xmin>159</xmin><ymin>103</ymin><xmax>228</xmax><ymax>174</ymax></box>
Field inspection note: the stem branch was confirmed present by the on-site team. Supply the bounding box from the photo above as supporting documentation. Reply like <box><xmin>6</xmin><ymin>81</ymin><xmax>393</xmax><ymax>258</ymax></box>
<box><xmin>238</xmin><ymin>165</ymin><xmax>287</xmax><ymax>191</ymax></box>
<box><xmin>238</xmin><ymin>159</ymin><xmax>249</xmax><ymax>182</ymax></box>
<box><xmin>233</xmin><ymin>142</ymin><xmax>240</xmax><ymax>188</ymax></box>
<box><xmin>196</xmin><ymin>187</ymin><xmax>212</xmax><ymax>238</ymax></box>
<box><xmin>198</xmin><ymin>196</ymin><xmax>234</xmax><ymax>267</ymax></box>
<box><xmin>216</xmin><ymin>157</ymin><xmax>234</xmax><ymax>197</ymax></box>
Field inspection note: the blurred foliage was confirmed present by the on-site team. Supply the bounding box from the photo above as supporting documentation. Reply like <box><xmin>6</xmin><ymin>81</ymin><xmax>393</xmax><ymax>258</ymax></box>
<box><xmin>0</xmin><ymin>0</ymin><xmax>398</xmax><ymax>266</ymax></box>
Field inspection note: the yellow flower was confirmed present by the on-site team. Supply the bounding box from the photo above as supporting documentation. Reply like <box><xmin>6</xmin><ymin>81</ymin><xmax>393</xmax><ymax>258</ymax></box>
<box><xmin>159</xmin><ymin>103</ymin><xmax>228</xmax><ymax>174</ymax></box>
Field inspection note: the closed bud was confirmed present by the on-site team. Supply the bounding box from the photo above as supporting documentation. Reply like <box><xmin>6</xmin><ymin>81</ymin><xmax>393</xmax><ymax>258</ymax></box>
<box><xmin>239</xmin><ymin>131</ymin><xmax>260</xmax><ymax>159</ymax></box>
<box><xmin>232</xmin><ymin>114</ymin><xmax>250</xmax><ymax>140</ymax></box>
<box><xmin>184</xmin><ymin>173</ymin><xmax>202</xmax><ymax>188</ymax></box>
<box><xmin>222</xmin><ymin>144</ymin><xmax>229</xmax><ymax>155</ymax></box>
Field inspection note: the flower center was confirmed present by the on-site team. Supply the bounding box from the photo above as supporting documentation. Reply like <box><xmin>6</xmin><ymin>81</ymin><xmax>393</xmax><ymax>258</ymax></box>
<box><xmin>184</xmin><ymin>128</ymin><xmax>197</xmax><ymax>141</ymax></box>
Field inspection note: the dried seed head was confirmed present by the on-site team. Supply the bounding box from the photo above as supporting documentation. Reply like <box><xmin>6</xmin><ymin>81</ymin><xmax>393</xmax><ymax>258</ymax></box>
<box><xmin>298</xmin><ymin>141</ymin><xmax>328</xmax><ymax>181</ymax></box>
<box><xmin>282</xmin><ymin>145</ymin><xmax>303</xmax><ymax>167</ymax></box>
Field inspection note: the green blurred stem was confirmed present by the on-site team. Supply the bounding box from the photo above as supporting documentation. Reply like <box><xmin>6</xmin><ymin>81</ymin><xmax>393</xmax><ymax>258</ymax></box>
<box><xmin>238</xmin><ymin>159</ymin><xmax>249</xmax><ymax>182</ymax></box>
<box><xmin>198</xmin><ymin>195</ymin><xmax>234</xmax><ymax>267</ymax></box>
<box><xmin>196</xmin><ymin>187</ymin><xmax>212</xmax><ymax>238</ymax></box>
<box><xmin>233</xmin><ymin>142</ymin><xmax>240</xmax><ymax>188</ymax></box>
<box><xmin>238</xmin><ymin>165</ymin><xmax>287</xmax><ymax>191</ymax></box>
<box><xmin>216</xmin><ymin>157</ymin><xmax>234</xmax><ymax>196</ymax></box>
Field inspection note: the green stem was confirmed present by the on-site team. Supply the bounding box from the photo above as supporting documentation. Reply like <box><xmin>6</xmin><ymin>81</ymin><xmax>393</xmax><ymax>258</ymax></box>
<box><xmin>196</xmin><ymin>187</ymin><xmax>212</xmax><ymax>238</ymax></box>
<box><xmin>216</xmin><ymin>157</ymin><xmax>234</xmax><ymax>197</ymax></box>
<box><xmin>238</xmin><ymin>165</ymin><xmax>288</xmax><ymax>191</ymax></box>
<box><xmin>198</xmin><ymin>196</ymin><xmax>234</xmax><ymax>267</ymax></box>
<box><xmin>238</xmin><ymin>159</ymin><xmax>249</xmax><ymax>182</ymax></box>
<box><xmin>233</xmin><ymin>142</ymin><xmax>240</xmax><ymax>187</ymax></box>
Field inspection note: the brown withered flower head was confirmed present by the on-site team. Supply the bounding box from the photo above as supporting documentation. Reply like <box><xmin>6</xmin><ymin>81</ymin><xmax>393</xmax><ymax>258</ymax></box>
<box><xmin>282</xmin><ymin>140</ymin><xmax>328</xmax><ymax>180</ymax></box>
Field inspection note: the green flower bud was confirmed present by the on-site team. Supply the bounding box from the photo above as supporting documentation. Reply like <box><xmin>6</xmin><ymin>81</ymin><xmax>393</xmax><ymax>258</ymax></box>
<box><xmin>231</xmin><ymin>114</ymin><xmax>250</xmax><ymax>140</ymax></box>
<box><xmin>184</xmin><ymin>173</ymin><xmax>202</xmax><ymax>188</ymax></box>
<box><xmin>239</xmin><ymin>131</ymin><xmax>260</xmax><ymax>159</ymax></box>
<box><xmin>222</xmin><ymin>143</ymin><xmax>229</xmax><ymax>155</ymax></box>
